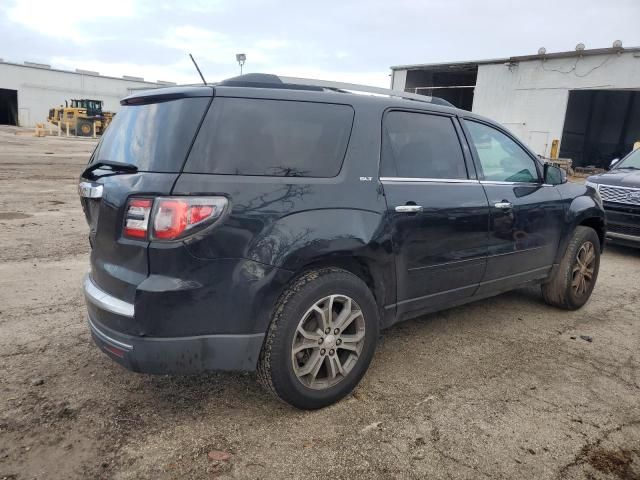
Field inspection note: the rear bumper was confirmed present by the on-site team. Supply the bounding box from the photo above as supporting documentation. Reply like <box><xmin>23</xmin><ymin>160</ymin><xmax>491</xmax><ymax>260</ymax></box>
<box><xmin>84</xmin><ymin>274</ymin><xmax>265</xmax><ymax>373</ymax></box>
<box><xmin>88</xmin><ymin>316</ymin><xmax>265</xmax><ymax>373</ymax></box>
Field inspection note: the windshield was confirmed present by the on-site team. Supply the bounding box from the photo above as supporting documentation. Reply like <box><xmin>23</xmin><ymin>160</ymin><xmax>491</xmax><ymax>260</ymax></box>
<box><xmin>92</xmin><ymin>97</ymin><xmax>210</xmax><ymax>172</ymax></box>
<box><xmin>87</xmin><ymin>100</ymin><xmax>101</xmax><ymax>112</ymax></box>
<box><xmin>615</xmin><ymin>148</ymin><xmax>640</xmax><ymax>169</ymax></box>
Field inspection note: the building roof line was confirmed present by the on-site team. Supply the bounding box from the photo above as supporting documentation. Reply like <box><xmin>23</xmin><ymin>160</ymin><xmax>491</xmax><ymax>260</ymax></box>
<box><xmin>0</xmin><ymin>59</ymin><xmax>169</xmax><ymax>86</ymax></box>
<box><xmin>390</xmin><ymin>46</ymin><xmax>640</xmax><ymax>71</ymax></box>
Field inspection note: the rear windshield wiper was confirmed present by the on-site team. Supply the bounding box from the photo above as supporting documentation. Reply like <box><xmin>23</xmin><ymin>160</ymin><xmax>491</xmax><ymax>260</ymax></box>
<box><xmin>82</xmin><ymin>160</ymin><xmax>138</xmax><ymax>179</ymax></box>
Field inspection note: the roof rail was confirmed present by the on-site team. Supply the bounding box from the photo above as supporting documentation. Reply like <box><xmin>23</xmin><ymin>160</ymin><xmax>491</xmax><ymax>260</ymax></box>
<box><xmin>217</xmin><ymin>73</ymin><xmax>453</xmax><ymax>107</ymax></box>
<box><xmin>278</xmin><ymin>76</ymin><xmax>453</xmax><ymax>106</ymax></box>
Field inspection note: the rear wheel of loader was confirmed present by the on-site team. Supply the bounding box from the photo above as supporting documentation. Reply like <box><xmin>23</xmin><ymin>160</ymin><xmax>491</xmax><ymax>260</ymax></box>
<box><xmin>78</xmin><ymin>119</ymin><xmax>93</xmax><ymax>137</ymax></box>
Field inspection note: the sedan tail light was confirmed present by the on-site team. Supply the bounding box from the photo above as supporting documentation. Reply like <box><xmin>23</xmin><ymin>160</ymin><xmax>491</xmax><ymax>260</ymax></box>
<box><xmin>123</xmin><ymin>196</ymin><xmax>228</xmax><ymax>241</ymax></box>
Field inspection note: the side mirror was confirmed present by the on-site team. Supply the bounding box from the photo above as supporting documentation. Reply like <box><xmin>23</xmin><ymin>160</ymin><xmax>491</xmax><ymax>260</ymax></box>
<box><xmin>543</xmin><ymin>163</ymin><xmax>566</xmax><ymax>185</ymax></box>
<box><xmin>609</xmin><ymin>158</ymin><xmax>620</xmax><ymax>169</ymax></box>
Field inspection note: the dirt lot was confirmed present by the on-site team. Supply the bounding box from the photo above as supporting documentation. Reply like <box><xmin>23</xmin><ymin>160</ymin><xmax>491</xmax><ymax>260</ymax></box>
<box><xmin>0</xmin><ymin>125</ymin><xmax>639</xmax><ymax>480</ymax></box>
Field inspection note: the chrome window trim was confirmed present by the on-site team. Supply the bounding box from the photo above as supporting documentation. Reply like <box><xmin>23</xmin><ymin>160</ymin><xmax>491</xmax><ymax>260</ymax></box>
<box><xmin>380</xmin><ymin>177</ymin><xmax>551</xmax><ymax>187</ymax></box>
<box><xmin>479</xmin><ymin>180</ymin><xmax>541</xmax><ymax>186</ymax></box>
<box><xmin>83</xmin><ymin>274</ymin><xmax>135</xmax><ymax>318</ymax></box>
<box><xmin>380</xmin><ymin>177</ymin><xmax>480</xmax><ymax>184</ymax></box>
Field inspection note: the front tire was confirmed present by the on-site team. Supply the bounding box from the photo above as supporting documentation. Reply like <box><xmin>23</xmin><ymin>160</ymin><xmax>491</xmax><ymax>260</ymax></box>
<box><xmin>77</xmin><ymin>119</ymin><xmax>94</xmax><ymax>137</ymax></box>
<box><xmin>258</xmin><ymin>267</ymin><xmax>378</xmax><ymax>409</ymax></box>
<box><xmin>542</xmin><ymin>226</ymin><xmax>600</xmax><ymax>310</ymax></box>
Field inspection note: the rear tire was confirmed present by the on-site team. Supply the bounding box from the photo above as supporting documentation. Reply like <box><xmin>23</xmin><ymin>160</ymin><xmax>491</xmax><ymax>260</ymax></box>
<box><xmin>258</xmin><ymin>267</ymin><xmax>378</xmax><ymax>409</ymax></box>
<box><xmin>541</xmin><ymin>226</ymin><xmax>600</xmax><ymax>310</ymax></box>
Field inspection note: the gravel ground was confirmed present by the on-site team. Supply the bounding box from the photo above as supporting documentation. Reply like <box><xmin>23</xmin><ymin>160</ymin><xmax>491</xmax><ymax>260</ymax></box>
<box><xmin>1</xmin><ymin>126</ymin><xmax>639</xmax><ymax>480</ymax></box>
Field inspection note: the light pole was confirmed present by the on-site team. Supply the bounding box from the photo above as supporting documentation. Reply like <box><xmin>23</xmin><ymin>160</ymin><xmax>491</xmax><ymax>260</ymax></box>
<box><xmin>236</xmin><ymin>53</ymin><xmax>246</xmax><ymax>75</ymax></box>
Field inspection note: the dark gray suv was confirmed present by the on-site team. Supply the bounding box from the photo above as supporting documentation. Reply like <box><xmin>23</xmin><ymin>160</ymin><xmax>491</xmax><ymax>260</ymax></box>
<box><xmin>80</xmin><ymin>74</ymin><xmax>606</xmax><ymax>409</ymax></box>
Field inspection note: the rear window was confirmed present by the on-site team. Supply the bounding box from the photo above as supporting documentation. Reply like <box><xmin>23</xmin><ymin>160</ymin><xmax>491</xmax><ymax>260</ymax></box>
<box><xmin>184</xmin><ymin>98</ymin><xmax>354</xmax><ymax>177</ymax></box>
<box><xmin>92</xmin><ymin>97</ymin><xmax>210</xmax><ymax>172</ymax></box>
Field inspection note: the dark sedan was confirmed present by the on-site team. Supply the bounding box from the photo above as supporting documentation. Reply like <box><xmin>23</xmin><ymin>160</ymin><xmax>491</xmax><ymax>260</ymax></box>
<box><xmin>587</xmin><ymin>148</ymin><xmax>640</xmax><ymax>247</ymax></box>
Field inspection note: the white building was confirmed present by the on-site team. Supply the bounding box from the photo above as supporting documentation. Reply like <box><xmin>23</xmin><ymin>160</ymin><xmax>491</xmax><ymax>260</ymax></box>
<box><xmin>390</xmin><ymin>46</ymin><xmax>640</xmax><ymax>169</ymax></box>
<box><xmin>0</xmin><ymin>60</ymin><xmax>175</xmax><ymax>128</ymax></box>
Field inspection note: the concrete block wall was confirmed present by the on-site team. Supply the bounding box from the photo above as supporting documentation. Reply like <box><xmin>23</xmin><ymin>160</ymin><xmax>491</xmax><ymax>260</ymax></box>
<box><xmin>0</xmin><ymin>62</ymin><xmax>167</xmax><ymax>127</ymax></box>
<box><xmin>472</xmin><ymin>51</ymin><xmax>640</xmax><ymax>156</ymax></box>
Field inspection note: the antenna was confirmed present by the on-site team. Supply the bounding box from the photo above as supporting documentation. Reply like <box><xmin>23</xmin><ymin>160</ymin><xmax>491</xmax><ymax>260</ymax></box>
<box><xmin>189</xmin><ymin>53</ymin><xmax>207</xmax><ymax>85</ymax></box>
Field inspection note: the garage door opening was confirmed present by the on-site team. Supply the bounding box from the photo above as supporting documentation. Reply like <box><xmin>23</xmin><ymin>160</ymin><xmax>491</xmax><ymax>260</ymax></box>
<box><xmin>404</xmin><ymin>65</ymin><xmax>477</xmax><ymax>110</ymax></box>
<box><xmin>559</xmin><ymin>90</ymin><xmax>640</xmax><ymax>169</ymax></box>
<box><xmin>0</xmin><ymin>89</ymin><xmax>18</xmax><ymax>126</ymax></box>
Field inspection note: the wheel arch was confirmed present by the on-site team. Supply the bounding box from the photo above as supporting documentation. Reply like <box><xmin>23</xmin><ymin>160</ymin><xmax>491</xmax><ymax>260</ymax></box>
<box><xmin>295</xmin><ymin>255</ymin><xmax>389</xmax><ymax>310</ymax></box>
<box><xmin>265</xmin><ymin>252</ymin><xmax>395</xmax><ymax>333</ymax></box>
<box><xmin>578</xmin><ymin>216</ymin><xmax>606</xmax><ymax>251</ymax></box>
<box><xmin>555</xmin><ymin>195</ymin><xmax>606</xmax><ymax>264</ymax></box>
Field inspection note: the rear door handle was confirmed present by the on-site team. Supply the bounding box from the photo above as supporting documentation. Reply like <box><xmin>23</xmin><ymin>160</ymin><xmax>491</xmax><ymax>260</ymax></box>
<box><xmin>494</xmin><ymin>201</ymin><xmax>513</xmax><ymax>209</ymax></box>
<box><xmin>395</xmin><ymin>205</ymin><xmax>423</xmax><ymax>213</ymax></box>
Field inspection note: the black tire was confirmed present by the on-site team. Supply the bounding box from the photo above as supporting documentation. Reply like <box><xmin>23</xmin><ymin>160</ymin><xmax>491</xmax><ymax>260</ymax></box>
<box><xmin>258</xmin><ymin>267</ymin><xmax>379</xmax><ymax>409</ymax></box>
<box><xmin>77</xmin><ymin>120</ymin><xmax>93</xmax><ymax>137</ymax></box>
<box><xmin>541</xmin><ymin>226</ymin><xmax>600</xmax><ymax>310</ymax></box>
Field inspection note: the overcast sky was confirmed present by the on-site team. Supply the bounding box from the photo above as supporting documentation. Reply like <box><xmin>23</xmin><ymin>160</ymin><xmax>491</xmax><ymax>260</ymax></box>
<box><xmin>1</xmin><ymin>0</ymin><xmax>639</xmax><ymax>87</ymax></box>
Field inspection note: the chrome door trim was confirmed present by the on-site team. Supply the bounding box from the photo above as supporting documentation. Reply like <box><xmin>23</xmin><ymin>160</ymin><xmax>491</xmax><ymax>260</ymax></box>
<box><xmin>479</xmin><ymin>180</ymin><xmax>541</xmax><ymax>186</ymax></box>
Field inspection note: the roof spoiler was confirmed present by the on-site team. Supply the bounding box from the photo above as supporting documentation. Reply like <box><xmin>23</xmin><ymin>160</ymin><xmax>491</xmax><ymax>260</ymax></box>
<box><xmin>120</xmin><ymin>85</ymin><xmax>213</xmax><ymax>106</ymax></box>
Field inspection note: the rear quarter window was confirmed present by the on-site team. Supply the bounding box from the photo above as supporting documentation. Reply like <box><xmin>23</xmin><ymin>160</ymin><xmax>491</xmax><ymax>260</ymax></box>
<box><xmin>184</xmin><ymin>98</ymin><xmax>354</xmax><ymax>177</ymax></box>
<box><xmin>92</xmin><ymin>97</ymin><xmax>210</xmax><ymax>172</ymax></box>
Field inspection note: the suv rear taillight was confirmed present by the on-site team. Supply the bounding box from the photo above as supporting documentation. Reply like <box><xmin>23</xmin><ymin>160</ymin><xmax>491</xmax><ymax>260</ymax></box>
<box><xmin>123</xmin><ymin>198</ymin><xmax>153</xmax><ymax>239</ymax></box>
<box><xmin>152</xmin><ymin>197</ymin><xmax>228</xmax><ymax>240</ymax></box>
<box><xmin>123</xmin><ymin>196</ymin><xmax>228</xmax><ymax>241</ymax></box>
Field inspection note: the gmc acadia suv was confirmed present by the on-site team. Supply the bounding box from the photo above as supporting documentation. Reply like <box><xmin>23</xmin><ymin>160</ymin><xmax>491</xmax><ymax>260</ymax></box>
<box><xmin>79</xmin><ymin>74</ymin><xmax>606</xmax><ymax>409</ymax></box>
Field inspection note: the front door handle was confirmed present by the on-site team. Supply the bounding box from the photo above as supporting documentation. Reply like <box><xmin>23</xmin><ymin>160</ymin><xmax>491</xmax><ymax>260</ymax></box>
<box><xmin>395</xmin><ymin>205</ymin><xmax>423</xmax><ymax>213</ymax></box>
<box><xmin>494</xmin><ymin>201</ymin><xmax>513</xmax><ymax>209</ymax></box>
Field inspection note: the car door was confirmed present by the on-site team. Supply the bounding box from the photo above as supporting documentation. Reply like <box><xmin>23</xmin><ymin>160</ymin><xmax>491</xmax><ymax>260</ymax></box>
<box><xmin>462</xmin><ymin>118</ymin><xmax>565</xmax><ymax>294</ymax></box>
<box><xmin>380</xmin><ymin>110</ymin><xmax>490</xmax><ymax>321</ymax></box>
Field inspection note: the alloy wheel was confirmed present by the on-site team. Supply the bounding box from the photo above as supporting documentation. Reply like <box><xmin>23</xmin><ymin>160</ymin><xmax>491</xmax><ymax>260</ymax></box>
<box><xmin>291</xmin><ymin>294</ymin><xmax>366</xmax><ymax>390</ymax></box>
<box><xmin>572</xmin><ymin>241</ymin><xmax>596</xmax><ymax>296</ymax></box>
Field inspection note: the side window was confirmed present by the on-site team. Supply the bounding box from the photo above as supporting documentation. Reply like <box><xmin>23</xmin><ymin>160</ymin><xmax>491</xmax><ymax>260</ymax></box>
<box><xmin>381</xmin><ymin>111</ymin><xmax>468</xmax><ymax>179</ymax></box>
<box><xmin>464</xmin><ymin>120</ymin><xmax>539</xmax><ymax>183</ymax></box>
<box><xmin>185</xmin><ymin>98</ymin><xmax>354</xmax><ymax>177</ymax></box>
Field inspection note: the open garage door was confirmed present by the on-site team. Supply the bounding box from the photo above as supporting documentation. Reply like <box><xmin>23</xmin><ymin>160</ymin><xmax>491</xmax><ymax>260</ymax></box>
<box><xmin>559</xmin><ymin>90</ymin><xmax>640</xmax><ymax>169</ymax></box>
<box><xmin>0</xmin><ymin>89</ymin><xmax>18</xmax><ymax>126</ymax></box>
<box><xmin>405</xmin><ymin>65</ymin><xmax>477</xmax><ymax>110</ymax></box>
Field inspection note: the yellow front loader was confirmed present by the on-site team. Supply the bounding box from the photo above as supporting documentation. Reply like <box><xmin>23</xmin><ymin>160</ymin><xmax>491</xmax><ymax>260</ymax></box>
<box><xmin>47</xmin><ymin>99</ymin><xmax>115</xmax><ymax>136</ymax></box>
